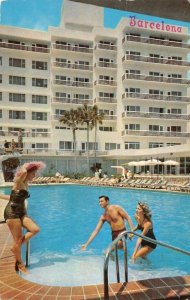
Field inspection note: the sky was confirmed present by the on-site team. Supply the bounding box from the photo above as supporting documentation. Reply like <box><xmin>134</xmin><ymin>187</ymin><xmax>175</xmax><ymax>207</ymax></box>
<box><xmin>0</xmin><ymin>0</ymin><xmax>190</xmax><ymax>31</ymax></box>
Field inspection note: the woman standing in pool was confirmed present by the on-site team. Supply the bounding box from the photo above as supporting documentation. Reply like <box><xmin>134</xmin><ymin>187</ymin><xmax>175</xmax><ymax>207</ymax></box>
<box><xmin>132</xmin><ymin>202</ymin><xmax>157</xmax><ymax>263</ymax></box>
<box><xmin>0</xmin><ymin>161</ymin><xmax>45</xmax><ymax>274</ymax></box>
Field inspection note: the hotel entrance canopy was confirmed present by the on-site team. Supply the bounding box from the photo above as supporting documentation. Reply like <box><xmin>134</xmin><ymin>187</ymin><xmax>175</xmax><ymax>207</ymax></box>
<box><xmin>69</xmin><ymin>0</ymin><xmax>190</xmax><ymax>23</ymax></box>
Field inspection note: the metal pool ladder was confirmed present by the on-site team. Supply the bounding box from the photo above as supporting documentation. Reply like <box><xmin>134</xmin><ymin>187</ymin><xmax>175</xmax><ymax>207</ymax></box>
<box><xmin>104</xmin><ymin>231</ymin><xmax>190</xmax><ymax>300</ymax></box>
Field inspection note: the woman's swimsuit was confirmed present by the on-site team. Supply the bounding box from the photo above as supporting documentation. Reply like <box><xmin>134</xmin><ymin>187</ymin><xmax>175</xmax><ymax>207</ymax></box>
<box><xmin>4</xmin><ymin>189</ymin><xmax>30</xmax><ymax>221</ymax></box>
<box><xmin>137</xmin><ymin>224</ymin><xmax>157</xmax><ymax>249</ymax></box>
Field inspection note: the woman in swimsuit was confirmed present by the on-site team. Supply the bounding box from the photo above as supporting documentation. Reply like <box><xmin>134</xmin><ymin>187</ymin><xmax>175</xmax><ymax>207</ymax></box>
<box><xmin>132</xmin><ymin>202</ymin><xmax>156</xmax><ymax>263</ymax></box>
<box><xmin>0</xmin><ymin>161</ymin><xmax>45</xmax><ymax>274</ymax></box>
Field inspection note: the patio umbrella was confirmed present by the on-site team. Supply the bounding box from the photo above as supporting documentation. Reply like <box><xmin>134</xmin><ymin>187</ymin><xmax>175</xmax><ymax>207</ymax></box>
<box><xmin>111</xmin><ymin>166</ymin><xmax>125</xmax><ymax>176</ymax></box>
<box><xmin>145</xmin><ymin>159</ymin><xmax>162</xmax><ymax>166</ymax></box>
<box><xmin>127</xmin><ymin>161</ymin><xmax>139</xmax><ymax>166</ymax></box>
<box><xmin>163</xmin><ymin>160</ymin><xmax>179</xmax><ymax>166</ymax></box>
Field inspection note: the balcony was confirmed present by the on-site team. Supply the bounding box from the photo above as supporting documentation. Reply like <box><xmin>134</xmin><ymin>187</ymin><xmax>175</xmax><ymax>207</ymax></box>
<box><xmin>94</xmin><ymin>62</ymin><xmax>117</xmax><ymax>69</ymax></box>
<box><xmin>94</xmin><ymin>97</ymin><xmax>117</xmax><ymax>104</ymax></box>
<box><xmin>0</xmin><ymin>41</ymin><xmax>50</xmax><ymax>53</ymax></box>
<box><xmin>0</xmin><ymin>130</ymin><xmax>51</xmax><ymax>138</ymax></box>
<box><xmin>122</xmin><ymin>35</ymin><xmax>190</xmax><ymax>49</ymax></box>
<box><xmin>52</xmin><ymin>43</ymin><xmax>93</xmax><ymax>54</ymax></box>
<box><xmin>122</xmin><ymin>73</ymin><xmax>190</xmax><ymax>85</ymax></box>
<box><xmin>95</xmin><ymin>43</ymin><xmax>117</xmax><ymax>51</ymax></box>
<box><xmin>122</xmin><ymin>92</ymin><xmax>190</xmax><ymax>103</ymax></box>
<box><xmin>122</xmin><ymin>54</ymin><xmax>190</xmax><ymax>67</ymax></box>
<box><xmin>122</xmin><ymin>111</ymin><xmax>190</xmax><ymax>120</ymax></box>
<box><xmin>94</xmin><ymin>79</ymin><xmax>117</xmax><ymax>87</ymax></box>
<box><xmin>52</xmin><ymin>97</ymin><xmax>93</xmax><ymax>105</ymax></box>
<box><xmin>53</xmin><ymin>79</ymin><xmax>93</xmax><ymax>88</ymax></box>
<box><xmin>103</xmin><ymin>115</ymin><xmax>117</xmax><ymax>121</ymax></box>
<box><xmin>121</xmin><ymin>130</ymin><xmax>190</xmax><ymax>138</ymax></box>
<box><xmin>52</xmin><ymin>61</ymin><xmax>93</xmax><ymax>71</ymax></box>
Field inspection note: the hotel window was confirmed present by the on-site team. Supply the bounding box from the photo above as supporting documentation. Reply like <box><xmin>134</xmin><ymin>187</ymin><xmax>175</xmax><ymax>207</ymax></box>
<box><xmin>149</xmin><ymin>125</ymin><xmax>163</xmax><ymax>131</ymax></box>
<box><xmin>0</xmin><ymin>110</ymin><xmax>2</xmax><ymax>118</ymax></box>
<box><xmin>125</xmin><ymin>88</ymin><xmax>140</xmax><ymax>94</ymax></box>
<box><xmin>125</xmin><ymin>124</ymin><xmax>140</xmax><ymax>130</ymax></box>
<box><xmin>32</xmin><ymin>61</ymin><xmax>48</xmax><ymax>70</ymax></box>
<box><xmin>169</xmin><ymin>74</ymin><xmax>182</xmax><ymax>79</ymax></box>
<box><xmin>0</xmin><ymin>74</ymin><xmax>2</xmax><ymax>83</ymax></box>
<box><xmin>32</xmin><ymin>143</ymin><xmax>48</xmax><ymax>150</ymax></box>
<box><xmin>32</xmin><ymin>112</ymin><xmax>47</xmax><ymax>121</ymax></box>
<box><xmin>59</xmin><ymin>141</ymin><xmax>72</xmax><ymax>150</ymax></box>
<box><xmin>125</xmin><ymin>106</ymin><xmax>140</xmax><ymax>112</ymax></box>
<box><xmin>32</xmin><ymin>95</ymin><xmax>47</xmax><ymax>104</ymax></box>
<box><xmin>0</xmin><ymin>57</ymin><xmax>2</xmax><ymax>65</ymax></box>
<box><xmin>32</xmin><ymin>129</ymin><xmax>48</xmax><ymax>137</ymax></box>
<box><xmin>9</xmin><ymin>93</ymin><xmax>25</xmax><ymax>102</ymax></box>
<box><xmin>9</xmin><ymin>58</ymin><xmax>25</xmax><ymax>68</ymax></box>
<box><xmin>168</xmin><ymin>91</ymin><xmax>182</xmax><ymax>96</ymax></box>
<box><xmin>149</xmin><ymin>89</ymin><xmax>163</xmax><ymax>95</ymax></box>
<box><xmin>170</xmin><ymin>56</ymin><xmax>182</xmax><ymax>61</ymax></box>
<box><xmin>149</xmin><ymin>107</ymin><xmax>164</xmax><ymax>113</ymax></box>
<box><xmin>55</xmin><ymin>109</ymin><xmax>66</xmax><ymax>116</ymax></box>
<box><xmin>149</xmin><ymin>142</ymin><xmax>164</xmax><ymax>148</ymax></box>
<box><xmin>168</xmin><ymin>108</ymin><xmax>181</xmax><ymax>114</ymax></box>
<box><xmin>9</xmin><ymin>110</ymin><xmax>25</xmax><ymax>120</ymax></box>
<box><xmin>56</xmin><ymin>92</ymin><xmax>68</xmax><ymax>99</ymax></box>
<box><xmin>0</xmin><ymin>92</ymin><xmax>2</xmax><ymax>101</ymax></box>
<box><xmin>32</xmin><ymin>78</ymin><xmax>47</xmax><ymax>88</ymax></box>
<box><xmin>167</xmin><ymin>143</ymin><xmax>181</xmax><ymax>146</ymax></box>
<box><xmin>127</xmin><ymin>70</ymin><xmax>141</xmax><ymax>75</ymax></box>
<box><xmin>149</xmin><ymin>72</ymin><xmax>161</xmax><ymax>77</ymax></box>
<box><xmin>9</xmin><ymin>76</ymin><xmax>25</xmax><ymax>85</ymax></box>
<box><xmin>125</xmin><ymin>142</ymin><xmax>140</xmax><ymax>149</ymax></box>
<box><xmin>167</xmin><ymin>126</ymin><xmax>181</xmax><ymax>132</ymax></box>
<box><xmin>105</xmin><ymin>143</ymin><xmax>117</xmax><ymax>150</ymax></box>
<box><xmin>74</xmin><ymin>77</ymin><xmax>89</xmax><ymax>83</ymax></box>
<box><xmin>74</xmin><ymin>94</ymin><xmax>89</xmax><ymax>100</ymax></box>
<box><xmin>99</xmin><ymin>92</ymin><xmax>114</xmax><ymax>98</ymax></box>
<box><xmin>99</xmin><ymin>126</ymin><xmax>113</xmax><ymax>132</ymax></box>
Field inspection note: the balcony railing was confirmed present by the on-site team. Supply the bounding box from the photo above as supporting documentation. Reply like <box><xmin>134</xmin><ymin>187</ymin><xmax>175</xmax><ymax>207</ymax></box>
<box><xmin>103</xmin><ymin>115</ymin><xmax>117</xmax><ymax>120</ymax></box>
<box><xmin>53</xmin><ymin>79</ymin><xmax>93</xmax><ymax>88</ymax></box>
<box><xmin>122</xmin><ymin>35</ymin><xmax>190</xmax><ymax>49</ymax></box>
<box><xmin>52</xmin><ymin>43</ymin><xmax>93</xmax><ymax>53</ymax></box>
<box><xmin>122</xmin><ymin>111</ymin><xmax>190</xmax><ymax>120</ymax></box>
<box><xmin>0</xmin><ymin>42</ymin><xmax>50</xmax><ymax>53</ymax></box>
<box><xmin>121</xmin><ymin>130</ymin><xmax>190</xmax><ymax>138</ymax></box>
<box><xmin>94</xmin><ymin>97</ymin><xmax>117</xmax><ymax>104</ymax></box>
<box><xmin>94</xmin><ymin>62</ymin><xmax>117</xmax><ymax>68</ymax></box>
<box><xmin>52</xmin><ymin>97</ymin><xmax>93</xmax><ymax>105</ymax></box>
<box><xmin>0</xmin><ymin>130</ymin><xmax>51</xmax><ymax>138</ymax></box>
<box><xmin>122</xmin><ymin>92</ymin><xmax>190</xmax><ymax>103</ymax></box>
<box><xmin>52</xmin><ymin>61</ymin><xmax>93</xmax><ymax>71</ymax></box>
<box><xmin>95</xmin><ymin>43</ymin><xmax>117</xmax><ymax>51</ymax></box>
<box><xmin>94</xmin><ymin>79</ymin><xmax>117</xmax><ymax>87</ymax></box>
<box><xmin>122</xmin><ymin>73</ymin><xmax>190</xmax><ymax>85</ymax></box>
<box><xmin>122</xmin><ymin>54</ymin><xmax>190</xmax><ymax>67</ymax></box>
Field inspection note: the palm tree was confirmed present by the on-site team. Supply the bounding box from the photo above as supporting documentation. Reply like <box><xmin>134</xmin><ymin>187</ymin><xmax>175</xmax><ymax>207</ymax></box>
<box><xmin>91</xmin><ymin>105</ymin><xmax>104</xmax><ymax>164</ymax></box>
<box><xmin>59</xmin><ymin>109</ymin><xmax>80</xmax><ymax>172</ymax></box>
<box><xmin>77</xmin><ymin>104</ymin><xmax>94</xmax><ymax>174</ymax></box>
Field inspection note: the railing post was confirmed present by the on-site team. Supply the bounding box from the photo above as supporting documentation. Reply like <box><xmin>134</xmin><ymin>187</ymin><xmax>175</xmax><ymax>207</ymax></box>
<box><xmin>123</xmin><ymin>236</ymin><xmax>128</xmax><ymax>282</ymax></box>
<box><xmin>115</xmin><ymin>244</ymin><xmax>120</xmax><ymax>283</ymax></box>
<box><xmin>25</xmin><ymin>240</ymin><xmax>30</xmax><ymax>267</ymax></box>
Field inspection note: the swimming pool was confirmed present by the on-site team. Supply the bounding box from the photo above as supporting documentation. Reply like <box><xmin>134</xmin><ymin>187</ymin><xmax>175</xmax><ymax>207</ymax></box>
<box><xmin>2</xmin><ymin>184</ymin><xmax>190</xmax><ymax>286</ymax></box>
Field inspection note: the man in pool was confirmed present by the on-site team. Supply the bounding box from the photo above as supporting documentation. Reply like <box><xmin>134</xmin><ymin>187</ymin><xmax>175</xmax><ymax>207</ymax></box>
<box><xmin>80</xmin><ymin>195</ymin><xmax>134</xmax><ymax>250</ymax></box>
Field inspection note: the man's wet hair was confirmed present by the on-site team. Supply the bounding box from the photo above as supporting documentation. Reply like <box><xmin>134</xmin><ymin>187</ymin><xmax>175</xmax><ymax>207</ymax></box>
<box><xmin>99</xmin><ymin>195</ymin><xmax>109</xmax><ymax>201</ymax></box>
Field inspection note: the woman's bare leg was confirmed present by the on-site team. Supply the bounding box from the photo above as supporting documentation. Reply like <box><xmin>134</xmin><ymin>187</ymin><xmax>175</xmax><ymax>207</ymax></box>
<box><xmin>6</xmin><ymin>219</ymin><xmax>23</xmax><ymax>263</ymax></box>
<box><xmin>22</xmin><ymin>216</ymin><xmax>40</xmax><ymax>243</ymax></box>
<box><xmin>133</xmin><ymin>246</ymin><xmax>153</xmax><ymax>262</ymax></box>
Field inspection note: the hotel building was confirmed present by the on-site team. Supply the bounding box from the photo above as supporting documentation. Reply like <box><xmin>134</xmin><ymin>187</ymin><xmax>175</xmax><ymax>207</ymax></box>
<box><xmin>0</xmin><ymin>0</ymin><xmax>190</xmax><ymax>175</ymax></box>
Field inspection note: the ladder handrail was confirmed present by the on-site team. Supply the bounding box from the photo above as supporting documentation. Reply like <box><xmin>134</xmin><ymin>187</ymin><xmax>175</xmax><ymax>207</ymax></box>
<box><xmin>104</xmin><ymin>230</ymin><xmax>190</xmax><ymax>300</ymax></box>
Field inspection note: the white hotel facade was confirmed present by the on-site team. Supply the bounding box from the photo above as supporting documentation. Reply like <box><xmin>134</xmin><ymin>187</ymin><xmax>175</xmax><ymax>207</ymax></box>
<box><xmin>0</xmin><ymin>0</ymin><xmax>190</xmax><ymax>175</ymax></box>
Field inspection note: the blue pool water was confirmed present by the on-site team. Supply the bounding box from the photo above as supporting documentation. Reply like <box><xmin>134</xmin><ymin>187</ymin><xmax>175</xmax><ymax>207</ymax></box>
<box><xmin>2</xmin><ymin>184</ymin><xmax>190</xmax><ymax>286</ymax></box>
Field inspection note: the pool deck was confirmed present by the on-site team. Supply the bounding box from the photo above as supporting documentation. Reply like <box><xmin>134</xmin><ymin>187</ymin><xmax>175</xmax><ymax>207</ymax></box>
<box><xmin>0</xmin><ymin>186</ymin><xmax>190</xmax><ymax>299</ymax></box>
